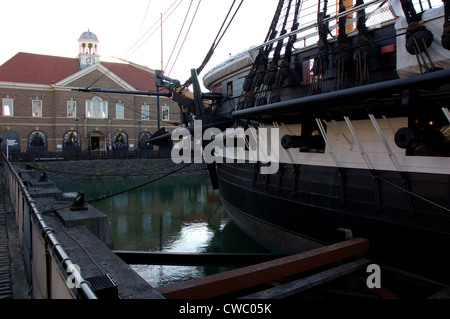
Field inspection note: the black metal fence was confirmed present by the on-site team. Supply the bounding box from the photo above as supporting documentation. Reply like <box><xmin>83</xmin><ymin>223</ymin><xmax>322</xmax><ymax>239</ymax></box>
<box><xmin>9</xmin><ymin>150</ymin><xmax>172</xmax><ymax>162</ymax></box>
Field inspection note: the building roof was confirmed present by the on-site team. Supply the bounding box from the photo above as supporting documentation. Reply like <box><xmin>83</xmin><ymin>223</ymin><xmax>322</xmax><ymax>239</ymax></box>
<box><xmin>0</xmin><ymin>52</ymin><xmax>158</xmax><ymax>91</ymax></box>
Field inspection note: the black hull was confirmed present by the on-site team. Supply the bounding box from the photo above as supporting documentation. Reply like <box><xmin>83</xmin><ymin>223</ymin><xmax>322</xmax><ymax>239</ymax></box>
<box><xmin>217</xmin><ymin>162</ymin><xmax>450</xmax><ymax>283</ymax></box>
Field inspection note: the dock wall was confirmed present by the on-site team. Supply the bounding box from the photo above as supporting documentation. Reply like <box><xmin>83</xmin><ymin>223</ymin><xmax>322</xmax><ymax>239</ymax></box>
<box><xmin>2</xmin><ymin>155</ymin><xmax>163</xmax><ymax>299</ymax></box>
<box><xmin>3</xmin><ymin>156</ymin><xmax>97</xmax><ymax>299</ymax></box>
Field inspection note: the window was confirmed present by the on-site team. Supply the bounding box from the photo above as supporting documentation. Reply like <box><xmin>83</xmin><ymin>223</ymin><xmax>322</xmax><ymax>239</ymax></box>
<box><xmin>116</xmin><ymin>103</ymin><xmax>124</xmax><ymax>119</ymax></box>
<box><xmin>2</xmin><ymin>98</ymin><xmax>13</xmax><ymax>116</ymax></box>
<box><xmin>112</xmin><ymin>131</ymin><xmax>128</xmax><ymax>151</ymax></box>
<box><xmin>67</xmin><ymin>101</ymin><xmax>77</xmax><ymax>117</ymax></box>
<box><xmin>86</xmin><ymin>97</ymin><xmax>108</xmax><ymax>119</ymax></box>
<box><xmin>27</xmin><ymin>130</ymin><xmax>47</xmax><ymax>152</ymax></box>
<box><xmin>32</xmin><ymin>100</ymin><xmax>42</xmax><ymax>117</ymax></box>
<box><xmin>138</xmin><ymin>131</ymin><xmax>153</xmax><ymax>150</ymax></box>
<box><xmin>141</xmin><ymin>104</ymin><xmax>150</xmax><ymax>120</ymax></box>
<box><xmin>63</xmin><ymin>130</ymin><xmax>81</xmax><ymax>152</ymax></box>
<box><xmin>162</xmin><ymin>105</ymin><xmax>169</xmax><ymax>121</ymax></box>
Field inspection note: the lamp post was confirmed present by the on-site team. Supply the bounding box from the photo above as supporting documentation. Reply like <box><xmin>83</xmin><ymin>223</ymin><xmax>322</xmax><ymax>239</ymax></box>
<box><xmin>157</xmin><ymin>86</ymin><xmax>161</xmax><ymax>131</ymax></box>
<box><xmin>75</xmin><ymin>118</ymin><xmax>79</xmax><ymax>146</ymax></box>
<box><xmin>138</xmin><ymin>121</ymin><xmax>141</xmax><ymax>150</ymax></box>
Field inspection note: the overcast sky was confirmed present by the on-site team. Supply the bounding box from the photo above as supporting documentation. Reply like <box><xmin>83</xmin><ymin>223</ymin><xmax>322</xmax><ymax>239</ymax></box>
<box><xmin>0</xmin><ymin>0</ymin><xmax>278</xmax><ymax>85</ymax></box>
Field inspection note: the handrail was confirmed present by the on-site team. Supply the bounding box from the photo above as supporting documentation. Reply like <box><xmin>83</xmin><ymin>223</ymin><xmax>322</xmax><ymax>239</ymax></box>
<box><xmin>2</xmin><ymin>153</ymin><xmax>98</xmax><ymax>299</ymax></box>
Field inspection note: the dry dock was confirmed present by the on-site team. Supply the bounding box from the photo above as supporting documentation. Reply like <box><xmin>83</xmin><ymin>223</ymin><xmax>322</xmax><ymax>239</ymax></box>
<box><xmin>2</xmin><ymin>155</ymin><xmax>450</xmax><ymax>300</ymax></box>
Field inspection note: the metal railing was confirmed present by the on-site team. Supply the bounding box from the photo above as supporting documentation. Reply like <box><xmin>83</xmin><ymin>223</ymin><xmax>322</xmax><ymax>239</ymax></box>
<box><xmin>2</xmin><ymin>154</ymin><xmax>97</xmax><ymax>299</ymax></box>
<box><xmin>9</xmin><ymin>149</ymin><xmax>172</xmax><ymax>162</ymax></box>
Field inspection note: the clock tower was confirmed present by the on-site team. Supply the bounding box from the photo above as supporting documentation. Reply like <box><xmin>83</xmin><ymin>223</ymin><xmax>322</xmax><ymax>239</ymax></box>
<box><xmin>78</xmin><ymin>30</ymin><xmax>100</xmax><ymax>69</ymax></box>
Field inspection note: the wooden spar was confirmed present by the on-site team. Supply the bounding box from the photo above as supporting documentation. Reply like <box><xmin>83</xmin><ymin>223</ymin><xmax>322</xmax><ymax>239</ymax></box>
<box><xmin>71</xmin><ymin>87</ymin><xmax>172</xmax><ymax>97</ymax></box>
<box><xmin>156</xmin><ymin>237</ymin><xmax>369</xmax><ymax>299</ymax></box>
<box><xmin>241</xmin><ymin>258</ymin><xmax>371</xmax><ymax>299</ymax></box>
<box><xmin>231</xmin><ymin>68</ymin><xmax>450</xmax><ymax>119</ymax></box>
<box><xmin>114</xmin><ymin>251</ymin><xmax>285</xmax><ymax>267</ymax></box>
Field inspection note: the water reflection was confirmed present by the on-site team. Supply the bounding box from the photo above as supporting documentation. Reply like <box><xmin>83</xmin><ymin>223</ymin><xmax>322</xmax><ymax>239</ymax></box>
<box><xmin>58</xmin><ymin>175</ymin><xmax>267</xmax><ymax>287</ymax></box>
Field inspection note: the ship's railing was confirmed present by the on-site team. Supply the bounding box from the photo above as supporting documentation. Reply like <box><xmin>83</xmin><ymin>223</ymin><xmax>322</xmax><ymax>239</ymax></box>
<box><xmin>203</xmin><ymin>0</ymin><xmax>441</xmax><ymax>83</ymax></box>
<box><xmin>204</xmin><ymin>0</ymin><xmax>396</xmax><ymax>80</ymax></box>
<box><xmin>252</xmin><ymin>0</ymin><xmax>443</xmax><ymax>59</ymax></box>
<box><xmin>253</xmin><ymin>0</ymin><xmax>397</xmax><ymax>57</ymax></box>
<box><xmin>2</xmin><ymin>153</ymin><xmax>97</xmax><ymax>299</ymax></box>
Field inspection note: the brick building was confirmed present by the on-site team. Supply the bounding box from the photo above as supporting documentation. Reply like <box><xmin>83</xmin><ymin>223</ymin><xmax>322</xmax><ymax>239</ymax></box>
<box><xmin>0</xmin><ymin>30</ymin><xmax>179</xmax><ymax>153</ymax></box>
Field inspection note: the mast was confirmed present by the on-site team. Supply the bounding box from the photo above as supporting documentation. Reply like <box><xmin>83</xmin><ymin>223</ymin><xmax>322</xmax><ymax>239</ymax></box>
<box><xmin>160</xmin><ymin>12</ymin><xmax>164</xmax><ymax>72</ymax></box>
<box><xmin>443</xmin><ymin>0</ymin><xmax>450</xmax><ymax>50</ymax></box>
<box><xmin>158</xmin><ymin>12</ymin><xmax>164</xmax><ymax>131</ymax></box>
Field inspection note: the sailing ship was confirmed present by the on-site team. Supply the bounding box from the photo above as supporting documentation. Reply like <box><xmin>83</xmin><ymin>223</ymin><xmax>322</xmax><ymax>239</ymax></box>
<box><xmin>153</xmin><ymin>0</ymin><xmax>450</xmax><ymax>283</ymax></box>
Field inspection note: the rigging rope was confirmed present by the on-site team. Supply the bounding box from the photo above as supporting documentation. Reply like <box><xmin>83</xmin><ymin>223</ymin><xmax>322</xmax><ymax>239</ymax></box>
<box><xmin>182</xmin><ymin>0</ymin><xmax>244</xmax><ymax>88</ymax></box>
<box><xmin>399</xmin><ymin>0</ymin><xmax>435</xmax><ymax>73</ymax></box>
<box><xmin>137</xmin><ymin>0</ymin><xmax>153</xmax><ymax>41</ymax></box>
<box><xmin>442</xmin><ymin>0</ymin><xmax>450</xmax><ymax>49</ymax></box>
<box><xmin>127</xmin><ymin>0</ymin><xmax>185</xmax><ymax>59</ymax></box>
<box><xmin>31</xmin><ymin>161</ymin><xmax>197</xmax><ymax>207</ymax></box>
<box><xmin>87</xmin><ymin>162</ymin><xmax>194</xmax><ymax>204</ymax></box>
<box><xmin>375</xmin><ymin>175</ymin><xmax>450</xmax><ymax>213</ymax></box>
<box><xmin>84</xmin><ymin>0</ymin><xmax>185</xmax><ymax>90</ymax></box>
<box><xmin>334</xmin><ymin>0</ymin><xmax>351</xmax><ymax>90</ymax></box>
<box><xmin>165</xmin><ymin>0</ymin><xmax>195</xmax><ymax>75</ymax></box>
<box><xmin>311</xmin><ymin>0</ymin><xmax>330</xmax><ymax>94</ymax></box>
<box><xmin>237</xmin><ymin>0</ymin><xmax>303</xmax><ymax>109</ymax></box>
<box><xmin>28</xmin><ymin>161</ymin><xmax>201</xmax><ymax>182</ymax></box>
<box><xmin>166</xmin><ymin>0</ymin><xmax>201</xmax><ymax>76</ymax></box>
<box><xmin>353</xmin><ymin>0</ymin><xmax>372</xmax><ymax>86</ymax></box>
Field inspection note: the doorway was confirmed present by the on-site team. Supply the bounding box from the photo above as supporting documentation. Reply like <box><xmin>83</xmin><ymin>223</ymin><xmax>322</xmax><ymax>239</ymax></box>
<box><xmin>90</xmin><ymin>131</ymin><xmax>104</xmax><ymax>151</ymax></box>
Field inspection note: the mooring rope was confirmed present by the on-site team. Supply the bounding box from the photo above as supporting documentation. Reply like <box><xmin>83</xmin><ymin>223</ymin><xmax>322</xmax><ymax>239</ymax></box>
<box><xmin>87</xmin><ymin>162</ymin><xmax>194</xmax><ymax>204</ymax></box>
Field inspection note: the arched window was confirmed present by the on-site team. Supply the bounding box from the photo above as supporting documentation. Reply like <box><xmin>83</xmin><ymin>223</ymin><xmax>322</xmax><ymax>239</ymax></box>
<box><xmin>112</xmin><ymin>131</ymin><xmax>128</xmax><ymax>151</ymax></box>
<box><xmin>63</xmin><ymin>130</ymin><xmax>81</xmax><ymax>152</ymax></box>
<box><xmin>138</xmin><ymin>131</ymin><xmax>153</xmax><ymax>150</ymax></box>
<box><xmin>86</xmin><ymin>97</ymin><xmax>108</xmax><ymax>119</ymax></box>
<box><xmin>27</xmin><ymin>130</ymin><xmax>47</xmax><ymax>153</ymax></box>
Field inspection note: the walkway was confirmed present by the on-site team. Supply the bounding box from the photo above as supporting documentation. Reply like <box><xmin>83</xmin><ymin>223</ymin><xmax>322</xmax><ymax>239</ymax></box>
<box><xmin>0</xmin><ymin>168</ymin><xmax>30</xmax><ymax>299</ymax></box>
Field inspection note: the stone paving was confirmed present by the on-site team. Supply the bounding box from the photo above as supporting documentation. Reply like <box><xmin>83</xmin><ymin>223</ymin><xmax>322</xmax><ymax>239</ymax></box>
<box><xmin>0</xmin><ymin>168</ymin><xmax>30</xmax><ymax>299</ymax></box>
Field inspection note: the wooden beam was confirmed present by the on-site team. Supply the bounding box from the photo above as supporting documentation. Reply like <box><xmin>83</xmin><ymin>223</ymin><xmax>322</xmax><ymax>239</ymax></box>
<box><xmin>240</xmin><ymin>258</ymin><xmax>370</xmax><ymax>299</ymax></box>
<box><xmin>156</xmin><ymin>238</ymin><xmax>369</xmax><ymax>299</ymax></box>
<box><xmin>114</xmin><ymin>251</ymin><xmax>285</xmax><ymax>267</ymax></box>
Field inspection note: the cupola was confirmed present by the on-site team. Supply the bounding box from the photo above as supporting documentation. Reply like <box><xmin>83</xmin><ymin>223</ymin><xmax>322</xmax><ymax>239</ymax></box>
<box><xmin>78</xmin><ymin>30</ymin><xmax>100</xmax><ymax>68</ymax></box>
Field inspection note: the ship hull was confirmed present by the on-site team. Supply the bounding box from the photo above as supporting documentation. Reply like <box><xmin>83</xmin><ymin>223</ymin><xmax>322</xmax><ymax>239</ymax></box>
<box><xmin>217</xmin><ymin>162</ymin><xmax>450</xmax><ymax>283</ymax></box>
<box><xmin>199</xmin><ymin>3</ymin><xmax>450</xmax><ymax>284</ymax></box>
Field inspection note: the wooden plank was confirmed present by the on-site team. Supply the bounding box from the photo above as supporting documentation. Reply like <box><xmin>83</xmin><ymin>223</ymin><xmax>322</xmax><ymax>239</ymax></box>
<box><xmin>156</xmin><ymin>238</ymin><xmax>369</xmax><ymax>299</ymax></box>
<box><xmin>240</xmin><ymin>258</ymin><xmax>370</xmax><ymax>299</ymax></box>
